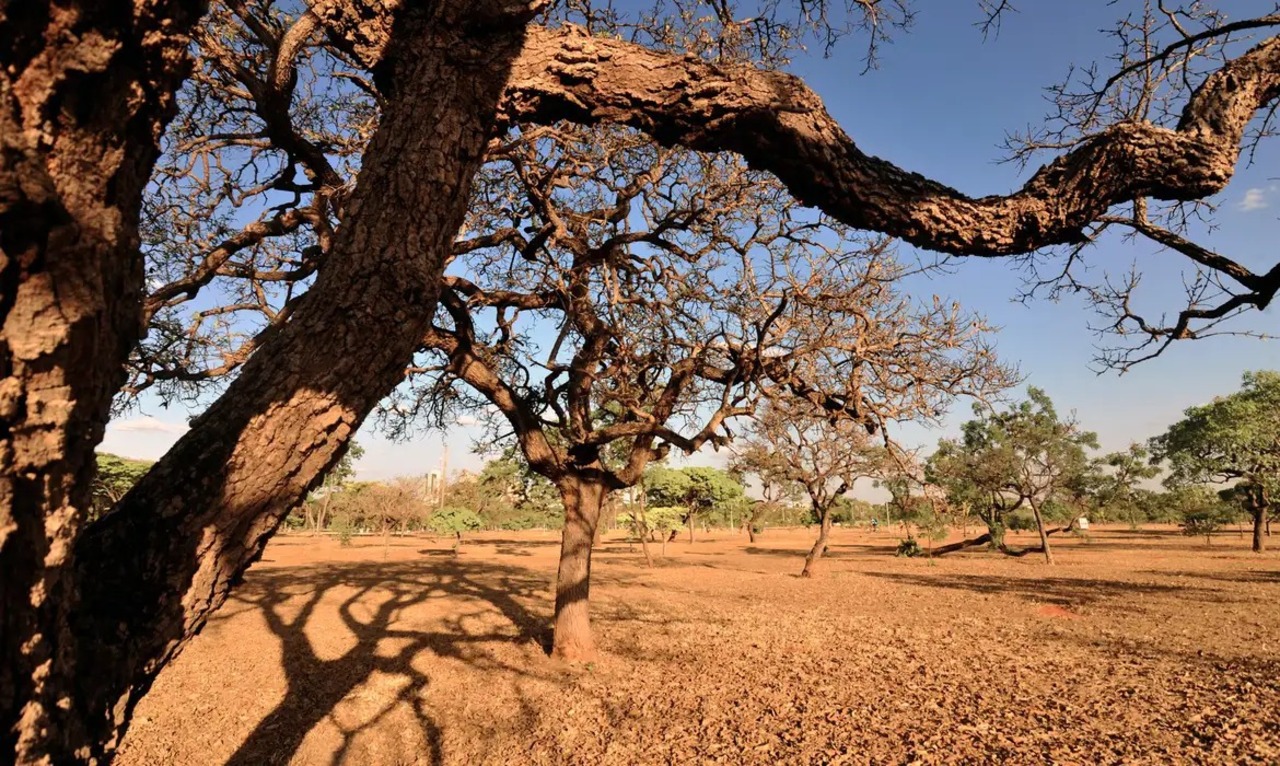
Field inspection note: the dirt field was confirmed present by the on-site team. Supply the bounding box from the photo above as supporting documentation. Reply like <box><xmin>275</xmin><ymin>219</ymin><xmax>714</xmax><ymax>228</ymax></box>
<box><xmin>116</xmin><ymin>525</ymin><xmax>1280</xmax><ymax>765</ymax></box>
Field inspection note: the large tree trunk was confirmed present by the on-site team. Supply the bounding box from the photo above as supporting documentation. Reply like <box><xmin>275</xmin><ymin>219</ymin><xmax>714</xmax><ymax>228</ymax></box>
<box><xmin>0</xmin><ymin>2</ymin><xmax>206</xmax><ymax>760</ymax></box>
<box><xmin>60</xmin><ymin>8</ymin><xmax>536</xmax><ymax>759</ymax></box>
<box><xmin>801</xmin><ymin>510</ymin><xmax>833</xmax><ymax>578</ymax></box>
<box><xmin>552</xmin><ymin>476</ymin><xmax>607</xmax><ymax>661</ymax></box>
<box><xmin>1028</xmin><ymin>499</ymin><xmax>1055</xmax><ymax>565</ymax></box>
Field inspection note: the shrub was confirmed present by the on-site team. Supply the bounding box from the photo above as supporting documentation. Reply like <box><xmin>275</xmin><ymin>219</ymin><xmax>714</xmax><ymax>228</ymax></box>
<box><xmin>895</xmin><ymin>537</ymin><xmax>924</xmax><ymax>557</ymax></box>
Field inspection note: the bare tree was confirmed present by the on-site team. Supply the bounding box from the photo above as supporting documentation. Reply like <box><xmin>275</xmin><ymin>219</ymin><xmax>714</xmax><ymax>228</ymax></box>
<box><xmin>728</xmin><ymin>444</ymin><xmax>800</xmax><ymax>543</ymax></box>
<box><xmin>736</xmin><ymin>398</ymin><xmax>893</xmax><ymax>577</ymax></box>
<box><xmin>5</xmin><ymin>1</ymin><xmax>1280</xmax><ymax>759</ymax></box>
<box><xmin>376</xmin><ymin>119</ymin><xmax>1011</xmax><ymax>658</ymax></box>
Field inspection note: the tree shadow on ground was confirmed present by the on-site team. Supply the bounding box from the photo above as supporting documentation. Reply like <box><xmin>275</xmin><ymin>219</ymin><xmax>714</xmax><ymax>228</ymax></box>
<box><xmin>1144</xmin><ymin>569</ymin><xmax>1280</xmax><ymax>585</ymax></box>
<box><xmin>215</xmin><ymin>557</ymin><xmax>555</xmax><ymax>766</ymax></box>
<box><xmin>742</xmin><ymin>543</ymin><xmax>897</xmax><ymax>560</ymax></box>
<box><xmin>861</xmin><ymin>572</ymin><xmax>1228</xmax><ymax>610</ymax></box>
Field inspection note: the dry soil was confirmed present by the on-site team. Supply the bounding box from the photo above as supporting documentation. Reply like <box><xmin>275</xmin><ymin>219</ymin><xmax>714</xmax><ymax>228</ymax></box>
<box><xmin>115</xmin><ymin>525</ymin><xmax>1280</xmax><ymax>765</ymax></box>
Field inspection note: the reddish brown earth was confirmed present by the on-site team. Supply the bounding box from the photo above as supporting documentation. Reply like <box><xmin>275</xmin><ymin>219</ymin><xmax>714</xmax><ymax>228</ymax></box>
<box><xmin>116</xmin><ymin>525</ymin><xmax>1280</xmax><ymax>765</ymax></box>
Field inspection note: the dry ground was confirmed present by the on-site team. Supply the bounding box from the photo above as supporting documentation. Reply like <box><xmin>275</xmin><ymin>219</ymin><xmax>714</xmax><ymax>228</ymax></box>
<box><xmin>116</xmin><ymin>525</ymin><xmax>1280</xmax><ymax>765</ymax></box>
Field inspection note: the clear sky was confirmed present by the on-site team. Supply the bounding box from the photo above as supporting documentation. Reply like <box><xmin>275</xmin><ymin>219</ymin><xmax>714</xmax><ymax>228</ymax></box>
<box><xmin>102</xmin><ymin>2</ymin><xmax>1279</xmax><ymax>489</ymax></box>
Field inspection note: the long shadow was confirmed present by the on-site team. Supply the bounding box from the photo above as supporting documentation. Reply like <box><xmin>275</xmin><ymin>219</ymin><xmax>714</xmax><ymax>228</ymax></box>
<box><xmin>1143</xmin><ymin>569</ymin><xmax>1280</xmax><ymax>585</ymax></box>
<box><xmin>220</xmin><ymin>557</ymin><xmax>552</xmax><ymax>766</ymax></box>
<box><xmin>862</xmin><ymin>571</ymin><xmax>1225</xmax><ymax>609</ymax></box>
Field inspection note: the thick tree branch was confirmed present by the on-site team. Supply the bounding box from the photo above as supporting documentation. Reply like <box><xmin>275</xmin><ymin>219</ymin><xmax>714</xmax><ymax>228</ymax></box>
<box><xmin>501</xmin><ymin>25</ymin><xmax>1280</xmax><ymax>257</ymax></box>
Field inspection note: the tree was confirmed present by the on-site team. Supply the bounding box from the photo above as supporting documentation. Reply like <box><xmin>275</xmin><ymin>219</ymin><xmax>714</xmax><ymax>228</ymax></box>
<box><xmin>7</xmin><ymin>2</ymin><xmax>1280</xmax><ymax>759</ymax></box>
<box><xmin>730</xmin><ymin>442</ymin><xmax>804</xmax><ymax>542</ymax></box>
<box><xmin>89</xmin><ymin>455</ymin><xmax>154</xmax><ymax>523</ymax></box>
<box><xmin>427</xmin><ymin>506</ymin><xmax>484</xmax><ymax>551</ymax></box>
<box><xmin>736</xmin><ymin>398</ymin><xmax>893</xmax><ymax>577</ymax></box>
<box><xmin>1092</xmin><ymin>443</ymin><xmax>1161</xmax><ymax>527</ymax></box>
<box><xmin>1151</xmin><ymin>371</ymin><xmax>1280</xmax><ymax>552</ymax></box>
<box><xmin>645</xmin><ymin>467</ymin><xmax>745</xmax><ymax>543</ymax></box>
<box><xmin>374</xmin><ymin>104</ymin><xmax>1007</xmax><ymax>660</ymax></box>
<box><xmin>301</xmin><ymin>441</ymin><xmax>365</xmax><ymax>533</ymax></box>
<box><xmin>928</xmin><ymin>388</ymin><xmax>1098</xmax><ymax>563</ymax></box>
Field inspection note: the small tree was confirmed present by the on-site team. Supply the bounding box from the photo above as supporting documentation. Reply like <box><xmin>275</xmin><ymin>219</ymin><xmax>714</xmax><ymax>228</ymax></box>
<box><xmin>737</xmin><ymin>398</ymin><xmax>890</xmax><ymax>577</ymax></box>
<box><xmin>427</xmin><ymin>506</ymin><xmax>484</xmax><ymax>552</ymax></box>
<box><xmin>645</xmin><ymin>466</ymin><xmax>745</xmax><ymax>543</ymax></box>
<box><xmin>304</xmin><ymin>441</ymin><xmax>365</xmax><ymax>533</ymax></box>
<box><xmin>1151</xmin><ymin>371</ymin><xmax>1280</xmax><ymax>553</ymax></box>
<box><xmin>1092</xmin><ymin>443</ymin><xmax>1161</xmax><ymax>528</ymax></box>
<box><xmin>729</xmin><ymin>444</ymin><xmax>803</xmax><ymax>542</ymax></box>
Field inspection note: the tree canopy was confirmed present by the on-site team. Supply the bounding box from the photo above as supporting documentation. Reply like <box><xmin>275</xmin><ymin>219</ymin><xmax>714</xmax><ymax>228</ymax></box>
<box><xmin>1150</xmin><ymin>370</ymin><xmax>1280</xmax><ymax>551</ymax></box>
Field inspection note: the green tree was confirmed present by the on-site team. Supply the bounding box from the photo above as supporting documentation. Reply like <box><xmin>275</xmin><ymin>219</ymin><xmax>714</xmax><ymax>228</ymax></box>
<box><xmin>301</xmin><ymin>441</ymin><xmax>366</xmax><ymax>533</ymax></box>
<box><xmin>427</xmin><ymin>506</ymin><xmax>484</xmax><ymax>551</ymax></box>
<box><xmin>1150</xmin><ymin>371</ymin><xmax>1280</xmax><ymax>553</ymax></box>
<box><xmin>645</xmin><ymin>466</ymin><xmax>745</xmax><ymax>544</ymax></box>
<box><xmin>90</xmin><ymin>454</ymin><xmax>154</xmax><ymax>522</ymax></box>
<box><xmin>928</xmin><ymin>388</ymin><xmax>1098</xmax><ymax>563</ymax></box>
<box><xmin>1092</xmin><ymin>443</ymin><xmax>1161</xmax><ymax>527</ymax></box>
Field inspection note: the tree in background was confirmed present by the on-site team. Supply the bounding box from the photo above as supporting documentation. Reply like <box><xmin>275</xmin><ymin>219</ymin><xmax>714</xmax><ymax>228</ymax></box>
<box><xmin>384</xmin><ymin>116</ymin><xmax>1008</xmax><ymax>659</ymax></box>
<box><xmin>1092</xmin><ymin>444</ymin><xmax>1161</xmax><ymax>528</ymax></box>
<box><xmin>427</xmin><ymin>507</ymin><xmax>485</xmax><ymax>552</ymax></box>
<box><xmin>929</xmin><ymin>388</ymin><xmax>1098</xmax><ymax>563</ymax></box>
<box><xmin>729</xmin><ymin>445</ymin><xmax>800</xmax><ymax>542</ymax></box>
<box><xmin>645</xmin><ymin>466</ymin><xmax>746</xmax><ymax>544</ymax></box>
<box><xmin>736</xmin><ymin>398</ymin><xmax>890</xmax><ymax>577</ymax></box>
<box><xmin>299</xmin><ymin>441</ymin><xmax>366</xmax><ymax>533</ymax></box>
<box><xmin>1151</xmin><ymin>371</ymin><xmax>1280</xmax><ymax>553</ymax></box>
<box><xmin>90</xmin><ymin>455</ymin><xmax>154</xmax><ymax>523</ymax></box>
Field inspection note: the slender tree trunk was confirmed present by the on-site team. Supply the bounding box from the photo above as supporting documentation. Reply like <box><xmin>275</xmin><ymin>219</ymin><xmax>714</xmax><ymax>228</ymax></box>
<box><xmin>1028</xmin><ymin>498</ymin><xmax>1055</xmax><ymax>565</ymax></box>
<box><xmin>801</xmin><ymin>510</ymin><xmax>833</xmax><ymax>578</ymax></box>
<box><xmin>0</xmin><ymin>2</ymin><xmax>207</xmax><ymax>761</ymax></box>
<box><xmin>636</xmin><ymin>500</ymin><xmax>654</xmax><ymax>568</ymax></box>
<box><xmin>62</xmin><ymin>9</ymin><xmax>537</xmax><ymax>758</ymax></box>
<box><xmin>315</xmin><ymin>491</ymin><xmax>334</xmax><ymax>534</ymax></box>
<box><xmin>1252</xmin><ymin>504</ymin><xmax>1266</xmax><ymax>553</ymax></box>
<box><xmin>687</xmin><ymin>513</ymin><xmax>695</xmax><ymax>544</ymax></box>
<box><xmin>552</xmin><ymin>476</ymin><xmax>607</xmax><ymax>661</ymax></box>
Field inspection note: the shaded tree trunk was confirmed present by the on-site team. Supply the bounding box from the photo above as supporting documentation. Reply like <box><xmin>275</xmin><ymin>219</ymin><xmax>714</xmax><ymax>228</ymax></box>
<box><xmin>552</xmin><ymin>476</ymin><xmax>607</xmax><ymax>661</ymax></box>
<box><xmin>801</xmin><ymin>510</ymin><xmax>833</xmax><ymax>578</ymax></box>
<box><xmin>62</xmin><ymin>8</ymin><xmax>537</xmax><ymax>759</ymax></box>
<box><xmin>0</xmin><ymin>2</ymin><xmax>206</xmax><ymax>760</ymax></box>
<box><xmin>1028</xmin><ymin>498</ymin><xmax>1055</xmax><ymax>565</ymax></box>
<box><xmin>1252</xmin><ymin>504</ymin><xmax>1267</xmax><ymax>553</ymax></box>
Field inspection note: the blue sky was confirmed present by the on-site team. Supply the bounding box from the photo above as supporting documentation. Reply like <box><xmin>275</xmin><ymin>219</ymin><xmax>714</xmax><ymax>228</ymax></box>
<box><xmin>102</xmin><ymin>2</ymin><xmax>1279</xmax><ymax>487</ymax></box>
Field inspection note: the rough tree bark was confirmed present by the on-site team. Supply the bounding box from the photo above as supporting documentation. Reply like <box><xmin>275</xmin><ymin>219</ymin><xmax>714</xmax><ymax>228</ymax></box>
<box><xmin>552</xmin><ymin>475</ymin><xmax>607</xmax><ymax>661</ymax></box>
<box><xmin>54</xmin><ymin>4</ymin><xmax>537</xmax><ymax>760</ymax></box>
<box><xmin>1251</xmin><ymin>503</ymin><xmax>1267</xmax><ymax>553</ymax></box>
<box><xmin>0</xmin><ymin>1</ymin><xmax>207</xmax><ymax>760</ymax></box>
<box><xmin>502</xmin><ymin>26</ymin><xmax>1280</xmax><ymax>257</ymax></box>
<box><xmin>801</xmin><ymin>510</ymin><xmax>833</xmax><ymax>578</ymax></box>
